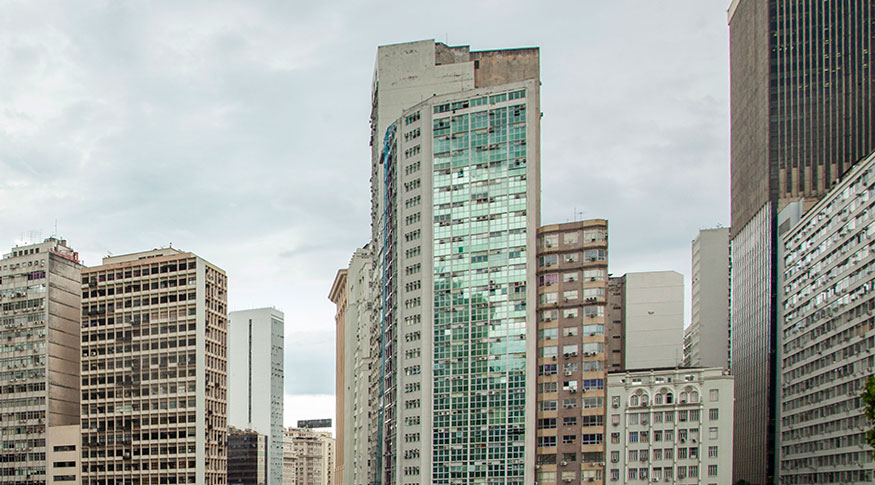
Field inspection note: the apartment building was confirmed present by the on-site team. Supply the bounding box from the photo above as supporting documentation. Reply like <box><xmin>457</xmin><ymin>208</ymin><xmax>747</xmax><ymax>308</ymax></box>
<box><xmin>283</xmin><ymin>428</ymin><xmax>335</xmax><ymax>485</ymax></box>
<box><xmin>534</xmin><ymin>220</ymin><xmax>609</xmax><ymax>484</ymax></box>
<box><xmin>605</xmin><ymin>367</ymin><xmax>734</xmax><ymax>485</ymax></box>
<box><xmin>778</xmin><ymin>150</ymin><xmax>875</xmax><ymax>483</ymax></box>
<box><xmin>80</xmin><ymin>248</ymin><xmax>228</xmax><ymax>484</ymax></box>
<box><xmin>329</xmin><ymin>246</ymin><xmax>373</xmax><ymax>485</ymax></box>
<box><xmin>0</xmin><ymin>238</ymin><xmax>82</xmax><ymax>485</ymax></box>
<box><xmin>228</xmin><ymin>308</ymin><xmax>284</xmax><ymax>485</ymax></box>
<box><xmin>367</xmin><ymin>39</ymin><xmax>540</xmax><ymax>485</ymax></box>
<box><xmin>684</xmin><ymin>228</ymin><xmax>730</xmax><ymax>369</ymax></box>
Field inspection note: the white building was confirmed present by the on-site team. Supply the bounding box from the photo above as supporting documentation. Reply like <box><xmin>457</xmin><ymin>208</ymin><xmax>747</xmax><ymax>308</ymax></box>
<box><xmin>684</xmin><ymin>228</ymin><xmax>731</xmax><ymax>369</ymax></box>
<box><xmin>605</xmin><ymin>367</ymin><xmax>734</xmax><ymax>484</ymax></box>
<box><xmin>778</xmin><ymin>150</ymin><xmax>875</xmax><ymax>483</ymax></box>
<box><xmin>229</xmin><ymin>307</ymin><xmax>285</xmax><ymax>485</ymax></box>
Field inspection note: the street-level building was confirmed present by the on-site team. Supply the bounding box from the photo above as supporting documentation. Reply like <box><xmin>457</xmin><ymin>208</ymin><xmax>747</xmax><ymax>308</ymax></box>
<box><xmin>80</xmin><ymin>248</ymin><xmax>228</xmax><ymax>485</ymax></box>
<box><xmin>0</xmin><ymin>238</ymin><xmax>82</xmax><ymax>485</ymax></box>
<box><xmin>228</xmin><ymin>308</ymin><xmax>284</xmax><ymax>485</ymax></box>
<box><xmin>605</xmin><ymin>367</ymin><xmax>734</xmax><ymax>485</ymax></box>
<box><xmin>534</xmin><ymin>220</ymin><xmax>608</xmax><ymax>485</ymax></box>
<box><xmin>779</xmin><ymin>150</ymin><xmax>875</xmax><ymax>483</ymax></box>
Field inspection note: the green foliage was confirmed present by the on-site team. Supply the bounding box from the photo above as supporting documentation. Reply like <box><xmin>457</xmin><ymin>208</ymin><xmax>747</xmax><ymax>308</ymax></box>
<box><xmin>863</xmin><ymin>376</ymin><xmax>875</xmax><ymax>455</ymax></box>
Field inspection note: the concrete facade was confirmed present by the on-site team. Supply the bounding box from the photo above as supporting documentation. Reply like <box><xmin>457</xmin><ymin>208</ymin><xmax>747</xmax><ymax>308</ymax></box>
<box><xmin>367</xmin><ymin>39</ymin><xmax>540</xmax><ymax>485</ymax></box>
<box><xmin>605</xmin><ymin>367</ymin><xmax>734</xmax><ymax>485</ymax></box>
<box><xmin>609</xmin><ymin>272</ymin><xmax>684</xmax><ymax>370</ymax></box>
<box><xmin>684</xmin><ymin>228</ymin><xmax>730</xmax><ymax>369</ymax></box>
<box><xmin>330</xmin><ymin>247</ymin><xmax>373</xmax><ymax>485</ymax></box>
<box><xmin>80</xmin><ymin>248</ymin><xmax>228</xmax><ymax>485</ymax></box>
<box><xmin>778</xmin><ymin>151</ymin><xmax>875</xmax><ymax>484</ymax></box>
<box><xmin>229</xmin><ymin>427</ymin><xmax>267</xmax><ymax>485</ymax></box>
<box><xmin>0</xmin><ymin>238</ymin><xmax>82</xmax><ymax>485</ymax></box>
<box><xmin>229</xmin><ymin>308</ymin><xmax>285</xmax><ymax>485</ymax></box>
<box><xmin>534</xmin><ymin>220</ymin><xmax>609</xmax><ymax>484</ymax></box>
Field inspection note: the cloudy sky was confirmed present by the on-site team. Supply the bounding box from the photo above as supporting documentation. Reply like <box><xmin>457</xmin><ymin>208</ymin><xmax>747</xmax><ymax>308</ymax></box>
<box><xmin>0</xmin><ymin>1</ymin><xmax>730</xmax><ymax>428</ymax></box>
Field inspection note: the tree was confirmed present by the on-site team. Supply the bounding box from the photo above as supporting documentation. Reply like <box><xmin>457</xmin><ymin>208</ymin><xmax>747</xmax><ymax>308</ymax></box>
<box><xmin>863</xmin><ymin>375</ymin><xmax>875</xmax><ymax>455</ymax></box>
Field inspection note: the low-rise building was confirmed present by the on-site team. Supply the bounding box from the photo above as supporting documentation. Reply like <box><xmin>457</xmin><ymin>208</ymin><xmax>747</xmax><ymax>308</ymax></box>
<box><xmin>229</xmin><ymin>427</ymin><xmax>267</xmax><ymax>485</ymax></box>
<box><xmin>605</xmin><ymin>367</ymin><xmax>733</xmax><ymax>484</ymax></box>
<box><xmin>283</xmin><ymin>427</ymin><xmax>335</xmax><ymax>485</ymax></box>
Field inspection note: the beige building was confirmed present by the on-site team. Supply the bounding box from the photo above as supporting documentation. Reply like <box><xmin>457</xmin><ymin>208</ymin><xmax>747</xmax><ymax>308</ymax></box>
<box><xmin>0</xmin><ymin>238</ymin><xmax>82</xmax><ymax>484</ymax></box>
<box><xmin>329</xmin><ymin>246</ymin><xmax>373</xmax><ymax>485</ymax></box>
<box><xmin>607</xmin><ymin>272</ymin><xmax>684</xmax><ymax>370</ymax></box>
<box><xmin>605</xmin><ymin>367</ymin><xmax>734</xmax><ymax>484</ymax></box>
<box><xmin>534</xmin><ymin>220</ymin><xmax>609</xmax><ymax>484</ymax></box>
<box><xmin>80</xmin><ymin>248</ymin><xmax>229</xmax><ymax>485</ymax></box>
<box><xmin>283</xmin><ymin>428</ymin><xmax>335</xmax><ymax>485</ymax></box>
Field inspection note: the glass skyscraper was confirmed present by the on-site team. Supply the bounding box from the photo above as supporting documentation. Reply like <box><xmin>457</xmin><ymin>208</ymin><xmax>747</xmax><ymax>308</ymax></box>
<box><xmin>367</xmin><ymin>40</ymin><xmax>539</xmax><ymax>485</ymax></box>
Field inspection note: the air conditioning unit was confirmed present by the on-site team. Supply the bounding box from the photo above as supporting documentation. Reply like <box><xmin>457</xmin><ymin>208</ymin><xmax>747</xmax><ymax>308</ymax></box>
<box><xmin>563</xmin><ymin>479</ymin><xmax>573</xmax><ymax>483</ymax></box>
<box><xmin>565</xmin><ymin>370</ymin><xmax>573</xmax><ymax>376</ymax></box>
<box><xmin>561</xmin><ymin>460</ymin><xmax>568</xmax><ymax>466</ymax></box>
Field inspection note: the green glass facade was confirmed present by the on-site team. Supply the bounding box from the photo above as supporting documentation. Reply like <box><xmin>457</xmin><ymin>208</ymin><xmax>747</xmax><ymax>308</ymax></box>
<box><xmin>430</xmin><ymin>89</ymin><xmax>529</xmax><ymax>484</ymax></box>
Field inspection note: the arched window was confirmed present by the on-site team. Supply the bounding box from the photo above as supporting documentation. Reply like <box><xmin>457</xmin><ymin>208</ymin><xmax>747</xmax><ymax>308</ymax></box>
<box><xmin>689</xmin><ymin>390</ymin><xmax>699</xmax><ymax>403</ymax></box>
<box><xmin>654</xmin><ymin>393</ymin><xmax>664</xmax><ymax>405</ymax></box>
<box><xmin>630</xmin><ymin>395</ymin><xmax>639</xmax><ymax>406</ymax></box>
<box><xmin>666</xmin><ymin>392</ymin><xmax>673</xmax><ymax>404</ymax></box>
<box><xmin>640</xmin><ymin>394</ymin><xmax>649</xmax><ymax>406</ymax></box>
<box><xmin>680</xmin><ymin>391</ymin><xmax>688</xmax><ymax>403</ymax></box>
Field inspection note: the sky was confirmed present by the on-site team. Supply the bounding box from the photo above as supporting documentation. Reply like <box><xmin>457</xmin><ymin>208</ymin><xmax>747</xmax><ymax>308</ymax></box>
<box><xmin>0</xmin><ymin>1</ymin><xmax>730</xmax><ymax>429</ymax></box>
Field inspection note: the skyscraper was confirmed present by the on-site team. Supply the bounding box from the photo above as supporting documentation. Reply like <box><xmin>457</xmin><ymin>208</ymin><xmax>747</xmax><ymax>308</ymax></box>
<box><xmin>684</xmin><ymin>228</ymin><xmax>730</xmax><ymax>369</ymax></box>
<box><xmin>728</xmin><ymin>2</ymin><xmax>875</xmax><ymax>482</ymax></box>
<box><xmin>228</xmin><ymin>308</ymin><xmax>285</xmax><ymax>485</ymax></box>
<box><xmin>533</xmin><ymin>220</ymin><xmax>609</xmax><ymax>485</ymax></box>
<box><xmin>80</xmin><ymin>248</ymin><xmax>228</xmax><ymax>485</ymax></box>
<box><xmin>0</xmin><ymin>238</ymin><xmax>82</xmax><ymax>485</ymax></box>
<box><xmin>367</xmin><ymin>39</ymin><xmax>540</xmax><ymax>485</ymax></box>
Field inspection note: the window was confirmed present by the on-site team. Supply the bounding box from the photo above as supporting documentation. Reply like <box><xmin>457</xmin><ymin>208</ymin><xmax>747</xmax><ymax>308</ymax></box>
<box><xmin>709</xmin><ymin>408</ymin><xmax>719</xmax><ymax>420</ymax></box>
<box><xmin>563</xmin><ymin>272</ymin><xmax>578</xmax><ymax>283</ymax></box>
<box><xmin>562</xmin><ymin>326</ymin><xmax>578</xmax><ymax>337</ymax></box>
<box><xmin>708</xmin><ymin>446</ymin><xmax>718</xmax><ymax>458</ymax></box>
<box><xmin>708</xmin><ymin>465</ymin><xmax>718</xmax><ymax>477</ymax></box>
<box><xmin>628</xmin><ymin>450</ymin><xmax>638</xmax><ymax>462</ymax></box>
<box><xmin>629</xmin><ymin>413</ymin><xmax>638</xmax><ymax>425</ymax></box>
<box><xmin>628</xmin><ymin>432</ymin><xmax>638</xmax><ymax>443</ymax></box>
<box><xmin>688</xmin><ymin>465</ymin><xmax>698</xmax><ymax>479</ymax></box>
<box><xmin>539</xmin><ymin>346</ymin><xmax>558</xmax><ymax>358</ymax></box>
<box><xmin>582</xmin><ymin>434</ymin><xmax>603</xmax><ymax>445</ymax></box>
<box><xmin>563</xmin><ymin>308</ymin><xmax>579</xmax><ymax>319</ymax></box>
<box><xmin>563</xmin><ymin>252</ymin><xmax>580</xmax><ymax>263</ymax></box>
<box><xmin>563</xmin><ymin>232</ymin><xmax>578</xmax><ymax>244</ymax></box>
<box><xmin>562</xmin><ymin>290</ymin><xmax>578</xmax><ymax>301</ymax></box>
<box><xmin>563</xmin><ymin>416</ymin><xmax>577</xmax><ymax>427</ymax></box>
<box><xmin>610</xmin><ymin>432</ymin><xmax>620</xmax><ymax>444</ymax></box>
<box><xmin>709</xmin><ymin>427</ymin><xmax>718</xmax><ymax>439</ymax></box>
<box><xmin>539</xmin><ymin>292</ymin><xmax>558</xmax><ymax>305</ymax></box>
<box><xmin>537</xmin><ymin>436</ymin><xmax>557</xmax><ymax>447</ymax></box>
<box><xmin>538</xmin><ymin>328</ymin><xmax>558</xmax><ymax>341</ymax></box>
<box><xmin>542</xmin><ymin>234</ymin><xmax>559</xmax><ymax>248</ymax></box>
<box><xmin>561</xmin><ymin>435</ymin><xmax>576</xmax><ymax>444</ymax></box>
<box><xmin>709</xmin><ymin>389</ymin><xmax>719</xmax><ymax>401</ymax></box>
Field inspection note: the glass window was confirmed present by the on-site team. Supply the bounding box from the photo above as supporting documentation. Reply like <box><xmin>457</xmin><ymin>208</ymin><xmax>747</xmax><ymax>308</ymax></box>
<box><xmin>563</xmin><ymin>272</ymin><xmax>578</xmax><ymax>283</ymax></box>
<box><xmin>563</xmin><ymin>232</ymin><xmax>578</xmax><ymax>245</ymax></box>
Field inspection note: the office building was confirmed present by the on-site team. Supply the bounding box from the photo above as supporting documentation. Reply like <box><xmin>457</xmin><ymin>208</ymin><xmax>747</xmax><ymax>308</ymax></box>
<box><xmin>330</xmin><ymin>246</ymin><xmax>373</xmax><ymax>485</ymax></box>
<box><xmin>283</xmin><ymin>428</ymin><xmax>335</xmax><ymax>485</ymax></box>
<box><xmin>728</xmin><ymin>1</ymin><xmax>875</xmax><ymax>481</ymax></box>
<box><xmin>778</xmin><ymin>150</ymin><xmax>875</xmax><ymax>483</ymax></box>
<box><xmin>605</xmin><ymin>367</ymin><xmax>734</xmax><ymax>484</ymax></box>
<box><xmin>606</xmin><ymin>272</ymin><xmax>684</xmax><ymax>370</ymax></box>
<box><xmin>367</xmin><ymin>39</ymin><xmax>540</xmax><ymax>485</ymax></box>
<box><xmin>80</xmin><ymin>248</ymin><xmax>228</xmax><ymax>485</ymax></box>
<box><xmin>229</xmin><ymin>427</ymin><xmax>267</xmax><ymax>485</ymax></box>
<box><xmin>0</xmin><ymin>238</ymin><xmax>82</xmax><ymax>485</ymax></box>
<box><xmin>684</xmin><ymin>228</ymin><xmax>730</xmax><ymax>369</ymax></box>
<box><xmin>534</xmin><ymin>220</ymin><xmax>609</xmax><ymax>484</ymax></box>
<box><xmin>229</xmin><ymin>308</ymin><xmax>285</xmax><ymax>485</ymax></box>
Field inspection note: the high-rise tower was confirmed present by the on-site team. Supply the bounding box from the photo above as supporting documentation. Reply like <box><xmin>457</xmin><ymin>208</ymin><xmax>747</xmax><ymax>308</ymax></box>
<box><xmin>228</xmin><ymin>308</ymin><xmax>285</xmax><ymax>485</ymax></box>
<box><xmin>0</xmin><ymin>238</ymin><xmax>82</xmax><ymax>485</ymax></box>
<box><xmin>728</xmin><ymin>2</ymin><xmax>875</xmax><ymax>482</ymax></box>
<box><xmin>80</xmin><ymin>248</ymin><xmax>228</xmax><ymax>485</ymax></box>
<box><xmin>367</xmin><ymin>39</ymin><xmax>540</xmax><ymax>485</ymax></box>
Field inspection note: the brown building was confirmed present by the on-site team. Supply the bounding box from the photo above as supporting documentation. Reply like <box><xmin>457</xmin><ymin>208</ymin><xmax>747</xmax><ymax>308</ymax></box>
<box><xmin>228</xmin><ymin>427</ymin><xmax>267</xmax><ymax>485</ymax></box>
<box><xmin>534</xmin><ymin>220</ymin><xmax>608</xmax><ymax>484</ymax></box>
<box><xmin>80</xmin><ymin>248</ymin><xmax>228</xmax><ymax>485</ymax></box>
